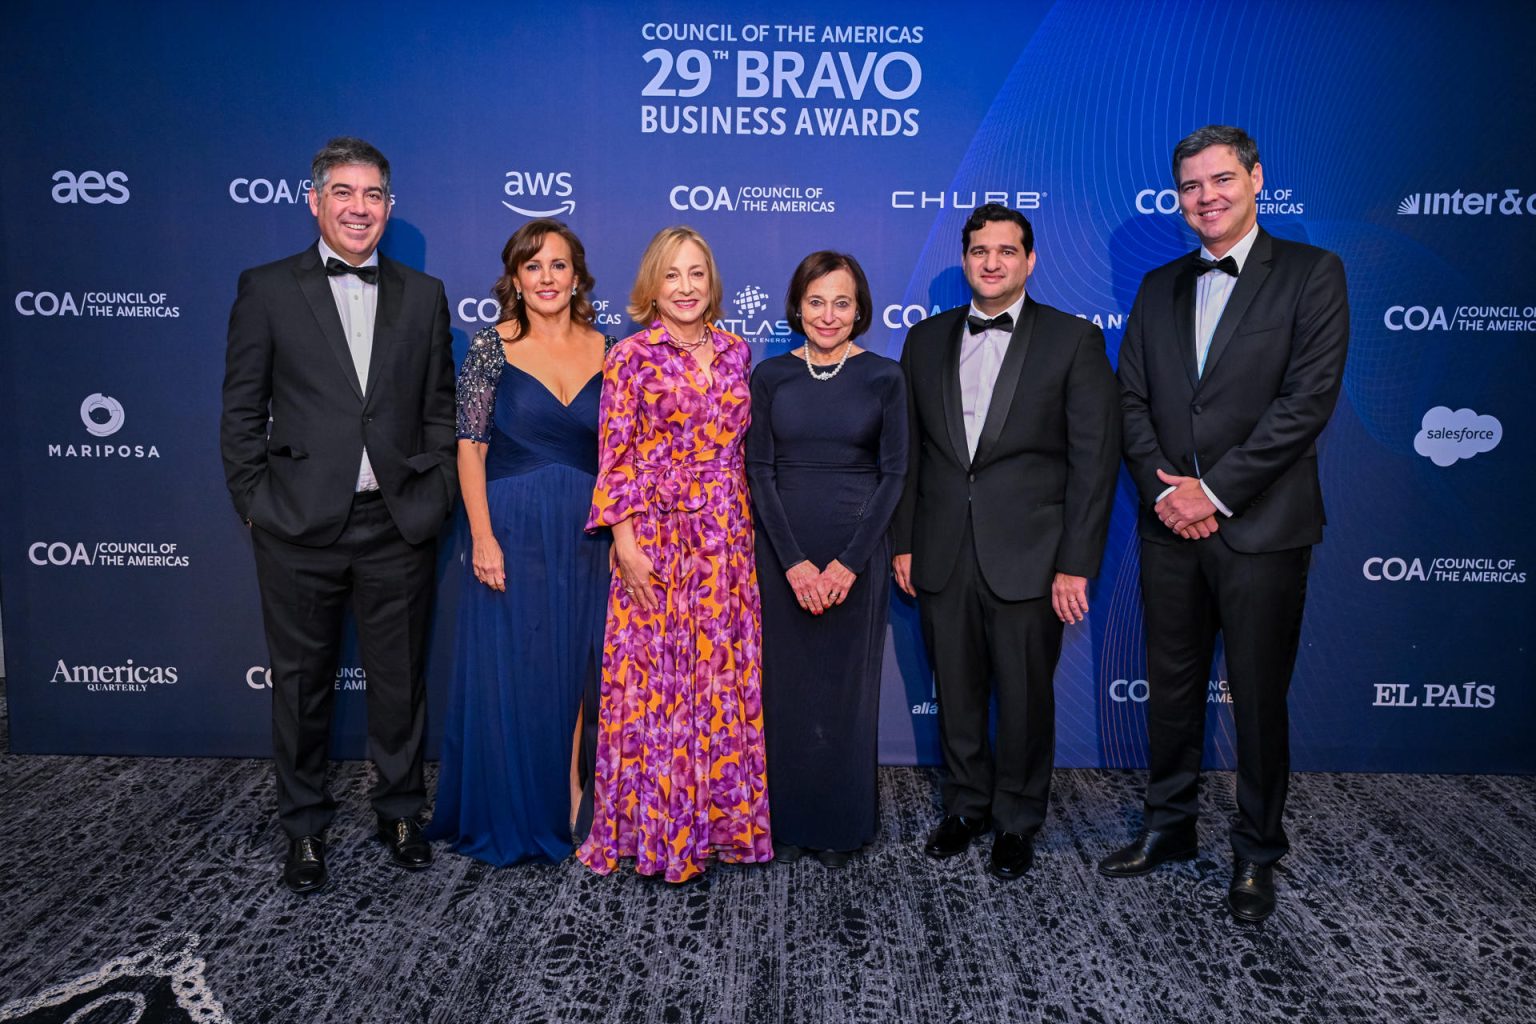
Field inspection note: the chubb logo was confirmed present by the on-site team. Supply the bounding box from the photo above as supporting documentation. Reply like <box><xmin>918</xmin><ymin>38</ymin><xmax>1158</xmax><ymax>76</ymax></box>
<box><xmin>80</xmin><ymin>393</ymin><xmax>125</xmax><ymax>437</ymax></box>
<box><xmin>1414</xmin><ymin>406</ymin><xmax>1501</xmax><ymax>466</ymax></box>
<box><xmin>229</xmin><ymin>177</ymin><xmax>312</xmax><ymax>204</ymax></box>
<box><xmin>52</xmin><ymin>170</ymin><xmax>130</xmax><ymax>204</ymax></box>
<box><xmin>1397</xmin><ymin>189</ymin><xmax>1536</xmax><ymax>216</ymax></box>
<box><xmin>503</xmin><ymin>171</ymin><xmax>574</xmax><ymax>217</ymax></box>
<box><xmin>891</xmin><ymin>188</ymin><xmax>1043</xmax><ymax>210</ymax></box>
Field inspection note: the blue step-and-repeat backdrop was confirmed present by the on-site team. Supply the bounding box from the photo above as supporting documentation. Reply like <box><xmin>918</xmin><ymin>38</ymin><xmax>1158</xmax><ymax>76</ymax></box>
<box><xmin>2</xmin><ymin>1</ymin><xmax>1532</xmax><ymax>772</ymax></box>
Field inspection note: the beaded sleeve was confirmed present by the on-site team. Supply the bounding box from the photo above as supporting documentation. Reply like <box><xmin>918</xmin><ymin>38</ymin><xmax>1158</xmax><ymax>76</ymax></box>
<box><xmin>455</xmin><ymin>326</ymin><xmax>505</xmax><ymax>442</ymax></box>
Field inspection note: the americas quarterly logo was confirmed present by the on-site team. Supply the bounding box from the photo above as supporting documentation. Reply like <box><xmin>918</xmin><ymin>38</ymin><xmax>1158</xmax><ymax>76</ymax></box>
<box><xmin>1414</xmin><ymin>406</ymin><xmax>1501</xmax><ymax>467</ymax></box>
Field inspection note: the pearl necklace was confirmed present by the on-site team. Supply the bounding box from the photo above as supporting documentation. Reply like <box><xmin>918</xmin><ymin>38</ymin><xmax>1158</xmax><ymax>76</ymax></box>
<box><xmin>803</xmin><ymin>340</ymin><xmax>853</xmax><ymax>381</ymax></box>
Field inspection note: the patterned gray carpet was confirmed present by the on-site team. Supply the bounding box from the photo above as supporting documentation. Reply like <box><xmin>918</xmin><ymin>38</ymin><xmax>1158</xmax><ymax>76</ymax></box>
<box><xmin>2</xmin><ymin>681</ymin><xmax>1533</xmax><ymax>1024</ymax></box>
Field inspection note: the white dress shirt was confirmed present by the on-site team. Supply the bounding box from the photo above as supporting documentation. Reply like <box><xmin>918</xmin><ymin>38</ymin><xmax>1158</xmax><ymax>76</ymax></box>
<box><xmin>316</xmin><ymin>238</ymin><xmax>380</xmax><ymax>493</ymax></box>
<box><xmin>958</xmin><ymin>293</ymin><xmax>1027</xmax><ymax>460</ymax></box>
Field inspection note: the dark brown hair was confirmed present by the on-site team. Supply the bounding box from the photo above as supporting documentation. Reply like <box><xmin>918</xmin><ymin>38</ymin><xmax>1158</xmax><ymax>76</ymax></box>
<box><xmin>491</xmin><ymin>219</ymin><xmax>596</xmax><ymax>339</ymax></box>
<box><xmin>783</xmin><ymin>251</ymin><xmax>873</xmax><ymax>341</ymax></box>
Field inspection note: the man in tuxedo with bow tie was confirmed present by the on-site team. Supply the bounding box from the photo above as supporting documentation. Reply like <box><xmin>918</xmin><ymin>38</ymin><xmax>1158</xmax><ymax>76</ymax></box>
<box><xmin>892</xmin><ymin>204</ymin><xmax>1119</xmax><ymax>879</ymax></box>
<box><xmin>221</xmin><ymin>137</ymin><xmax>456</xmax><ymax>893</ymax></box>
<box><xmin>1100</xmin><ymin>126</ymin><xmax>1349</xmax><ymax>922</ymax></box>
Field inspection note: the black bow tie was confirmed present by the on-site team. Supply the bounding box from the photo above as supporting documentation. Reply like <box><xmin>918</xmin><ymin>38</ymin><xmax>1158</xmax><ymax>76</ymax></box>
<box><xmin>326</xmin><ymin>257</ymin><xmax>379</xmax><ymax>284</ymax></box>
<box><xmin>966</xmin><ymin>311</ymin><xmax>1013</xmax><ymax>334</ymax></box>
<box><xmin>1194</xmin><ymin>255</ymin><xmax>1239</xmax><ymax>277</ymax></box>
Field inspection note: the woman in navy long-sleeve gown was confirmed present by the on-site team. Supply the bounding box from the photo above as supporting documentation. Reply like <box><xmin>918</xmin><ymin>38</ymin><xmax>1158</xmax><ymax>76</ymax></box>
<box><xmin>746</xmin><ymin>252</ymin><xmax>908</xmax><ymax>867</ymax></box>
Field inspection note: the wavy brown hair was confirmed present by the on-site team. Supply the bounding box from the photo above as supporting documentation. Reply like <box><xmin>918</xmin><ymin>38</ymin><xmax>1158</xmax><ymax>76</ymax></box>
<box><xmin>491</xmin><ymin>219</ymin><xmax>596</xmax><ymax>339</ymax></box>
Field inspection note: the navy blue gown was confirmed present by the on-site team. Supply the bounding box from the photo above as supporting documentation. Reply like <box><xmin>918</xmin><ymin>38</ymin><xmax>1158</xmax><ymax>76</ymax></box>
<box><xmin>428</xmin><ymin>327</ymin><xmax>610</xmax><ymax>864</ymax></box>
<box><xmin>746</xmin><ymin>351</ymin><xmax>908</xmax><ymax>853</ymax></box>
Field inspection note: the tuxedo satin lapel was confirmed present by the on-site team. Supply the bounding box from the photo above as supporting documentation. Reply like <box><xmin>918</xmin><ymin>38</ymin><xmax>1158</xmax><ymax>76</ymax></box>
<box><xmin>973</xmin><ymin>297</ymin><xmax>1036</xmax><ymax>467</ymax></box>
<box><xmin>366</xmin><ymin>258</ymin><xmax>405</xmax><ymax>406</ymax></box>
<box><xmin>1200</xmin><ymin>230</ymin><xmax>1272</xmax><ymax>383</ymax></box>
<box><xmin>940</xmin><ymin>316</ymin><xmax>970</xmax><ymax>468</ymax></box>
<box><xmin>295</xmin><ymin>250</ymin><xmax>364</xmax><ymax>403</ymax></box>
<box><xmin>1174</xmin><ymin>260</ymin><xmax>1199</xmax><ymax>389</ymax></box>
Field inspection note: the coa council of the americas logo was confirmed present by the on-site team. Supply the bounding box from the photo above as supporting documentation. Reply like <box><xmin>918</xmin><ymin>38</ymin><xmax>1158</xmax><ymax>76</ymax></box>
<box><xmin>80</xmin><ymin>393</ymin><xmax>125</xmax><ymax>437</ymax></box>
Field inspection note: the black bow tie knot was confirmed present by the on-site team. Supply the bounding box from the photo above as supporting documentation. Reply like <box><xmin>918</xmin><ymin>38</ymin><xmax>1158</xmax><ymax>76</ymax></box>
<box><xmin>966</xmin><ymin>311</ymin><xmax>1014</xmax><ymax>334</ymax></box>
<box><xmin>326</xmin><ymin>257</ymin><xmax>379</xmax><ymax>284</ymax></box>
<box><xmin>1194</xmin><ymin>254</ymin><xmax>1239</xmax><ymax>277</ymax></box>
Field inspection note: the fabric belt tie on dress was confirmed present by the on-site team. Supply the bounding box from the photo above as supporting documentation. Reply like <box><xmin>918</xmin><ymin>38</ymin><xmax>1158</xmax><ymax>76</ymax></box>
<box><xmin>638</xmin><ymin>451</ymin><xmax>742</xmax><ymax>513</ymax></box>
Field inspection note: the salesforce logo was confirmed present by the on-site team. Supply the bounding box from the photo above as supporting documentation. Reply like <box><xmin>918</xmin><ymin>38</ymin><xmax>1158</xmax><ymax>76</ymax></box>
<box><xmin>1414</xmin><ymin>406</ymin><xmax>1502</xmax><ymax>466</ymax></box>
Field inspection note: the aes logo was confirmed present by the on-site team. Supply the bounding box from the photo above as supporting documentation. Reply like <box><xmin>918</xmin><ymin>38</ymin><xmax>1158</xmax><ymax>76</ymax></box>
<box><xmin>52</xmin><ymin>170</ymin><xmax>130</xmax><ymax>205</ymax></box>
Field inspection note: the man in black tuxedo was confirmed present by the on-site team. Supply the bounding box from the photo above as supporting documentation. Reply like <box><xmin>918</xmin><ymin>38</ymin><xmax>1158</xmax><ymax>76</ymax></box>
<box><xmin>1100</xmin><ymin>126</ymin><xmax>1349</xmax><ymax>922</ymax></box>
<box><xmin>892</xmin><ymin>204</ymin><xmax>1119</xmax><ymax>879</ymax></box>
<box><xmin>220</xmin><ymin>137</ymin><xmax>456</xmax><ymax>893</ymax></box>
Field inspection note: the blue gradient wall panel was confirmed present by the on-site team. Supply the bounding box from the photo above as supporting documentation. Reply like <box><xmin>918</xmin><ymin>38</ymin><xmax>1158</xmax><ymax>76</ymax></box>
<box><xmin>2</xmin><ymin>1</ymin><xmax>1531</xmax><ymax>773</ymax></box>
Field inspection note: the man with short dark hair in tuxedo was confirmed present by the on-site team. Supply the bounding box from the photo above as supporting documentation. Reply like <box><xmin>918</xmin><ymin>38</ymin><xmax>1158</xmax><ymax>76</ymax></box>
<box><xmin>892</xmin><ymin>203</ymin><xmax>1120</xmax><ymax>879</ymax></box>
<box><xmin>221</xmin><ymin>136</ymin><xmax>456</xmax><ymax>893</ymax></box>
<box><xmin>1100</xmin><ymin>125</ymin><xmax>1349</xmax><ymax>922</ymax></box>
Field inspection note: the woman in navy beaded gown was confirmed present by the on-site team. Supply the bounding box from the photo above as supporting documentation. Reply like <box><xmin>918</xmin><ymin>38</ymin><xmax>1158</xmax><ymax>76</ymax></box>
<box><xmin>428</xmin><ymin>220</ymin><xmax>611</xmax><ymax>865</ymax></box>
<box><xmin>746</xmin><ymin>252</ymin><xmax>908</xmax><ymax>866</ymax></box>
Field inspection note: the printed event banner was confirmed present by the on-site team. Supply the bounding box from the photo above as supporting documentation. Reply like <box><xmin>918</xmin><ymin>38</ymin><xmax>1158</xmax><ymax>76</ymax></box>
<box><xmin>1</xmin><ymin>1</ymin><xmax>1532</xmax><ymax>772</ymax></box>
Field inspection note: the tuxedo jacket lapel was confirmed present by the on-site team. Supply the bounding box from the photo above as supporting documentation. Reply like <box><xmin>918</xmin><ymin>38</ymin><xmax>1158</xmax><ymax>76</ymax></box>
<box><xmin>939</xmin><ymin>316</ymin><xmax>970</xmax><ymax>468</ymax></box>
<box><xmin>1174</xmin><ymin>261</ymin><xmax>1199</xmax><ymax>389</ymax></box>
<box><xmin>973</xmin><ymin>297</ymin><xmax>1036</xmax><ymax>467</ymax></box>
<box><xmin>1200</xmin><ymin>229</ymin><xmax>1273</xmax><ymax>383</ymax></box>
<box><xmin>367</xmin><ymin>258</ymin><xmax>405</xmax><ymax>407</ymax></box>
<box><xmin>295</xmin><ymin>249</ymin><xmax>365</xmax><ymax>403</ymax></box>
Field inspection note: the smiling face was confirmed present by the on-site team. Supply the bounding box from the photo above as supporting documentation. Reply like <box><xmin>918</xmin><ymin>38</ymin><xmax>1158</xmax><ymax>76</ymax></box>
<box><xmin>962</xmin><ymin>219</ymin><xmax>1036</xmax><ymax>316</ymax></box>
<box><xmin>515</xmin><ymin>233</ymin><xmax>577</xmax><ymax>316</ymax></box>
<box><xmin>1177</xmin><ymin>144</ymin><xmax>1263</xmax><ymax>258</ymax></box>
<box><xmin>656</xmin><ymin>238</ymin><xmax>711</xmax><ymax>337</ymax></box>
<box><xmin>800</xmin><ymin>267</ymin><xmax>858</xmax><ymax>355</ymax></box>
<box><xmin>308</xmin><ymin>162</ymin><xmax>390</xmax><ymax>265</ymax></box>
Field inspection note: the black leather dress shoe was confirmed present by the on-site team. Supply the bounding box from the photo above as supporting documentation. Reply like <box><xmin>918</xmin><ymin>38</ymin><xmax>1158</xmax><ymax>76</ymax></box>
<box><xmin>378</xmin><ymin>817</ymin><xmax>432</xmax><ymax>869</ymax></box>
<box><xmin>1097</xmin><ymin>826</ymin><xmax>1198</xmax><ymax>877</ymax></box>
<box><xmin>1227</xmin><ymin>860</ymin><xmax>1276</xmax><ymax>922</ymax></box>
<box><xmin>773</xmin><ymin>841</ymin><xmax>806</xmax><ymax>864</ymax></box>
<box><xmin>987</xmin><ymin>831</ymin><xmax>1034</xmax><ymax>880</ymax></box>
<box><xmin>283</xmin><ymin>835</ymin><xmax>327</xmax><ymax>894</ymax></box>
<box><xmin>815</xmin><ymin>849</ymin><xmax>852</xmax><ymax>869</ymax></box>
<box><xmin>923</xmin><ymin>814</ymin><xmax>991</xmax><ymax>859</ymax></box>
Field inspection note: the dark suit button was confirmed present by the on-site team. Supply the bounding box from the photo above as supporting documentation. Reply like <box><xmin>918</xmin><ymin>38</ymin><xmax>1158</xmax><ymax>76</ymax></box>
<box><xmin>364</xmin><ymin>415</ymin><xmax>373</xmax><ymax>424</ymax></box>
<box><xmin>1192</xmin><ymin>403</ymin><xmax>1203</xmax><ymax>414</ymax></box>
<box><xmin>968</xmin><ymin>473</ymin><xmax>975</xmax><ymax>482</ymax></box>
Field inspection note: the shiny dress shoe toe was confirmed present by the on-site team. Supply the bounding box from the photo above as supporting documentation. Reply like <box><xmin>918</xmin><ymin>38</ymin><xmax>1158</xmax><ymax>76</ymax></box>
<box><xmin>1097</xmin><ymin>827</ymin><xmax>1198</xmax><ymax>877</ymax></box>
<box><xmin>987</xmin><ymin>831</ymin><xmax>1034</xmax><ymax>880</ymax></box>
<box><xmin>1227</xmin><ymin>860</ymin><xmax>1276</xmax><ymax>922</ymax></box>
<box><xmin>378</xmin><ymin>817</ymin><xmax>433</xmax><ymax>869</ymax></box>
<box><xmin>283</xmin><ymin>835</ymin><xmax>327</xmax><ymax>894</ymax></box>
<box><xmin>815</xmin><ymin>849</ymin><xmax>852</xmax><ymax>869</ymax></box>
<box><xmin>923</xmin><ymin>814</ymin><xmax>991</xmax><ymax>859</ymax></box>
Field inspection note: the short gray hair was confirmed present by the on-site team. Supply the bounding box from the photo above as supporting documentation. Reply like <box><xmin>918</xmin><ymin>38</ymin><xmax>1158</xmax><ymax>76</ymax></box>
<box><xmin>1171</xmin><ymin>125</ymin><xmax>1259</xmax><ymax>183</ymax></box>
<box><xmin>311</xmin><ymin>136</ymin><xmax>391</xmax><ymax>195</ymax></box>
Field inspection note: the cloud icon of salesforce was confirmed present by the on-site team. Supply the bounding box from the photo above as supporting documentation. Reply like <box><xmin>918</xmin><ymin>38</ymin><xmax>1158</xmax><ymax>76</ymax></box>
<box><xmin>1414</xmin><ymin>406</ymin><xmax>1502</xmax><ymax>467</ymax></box>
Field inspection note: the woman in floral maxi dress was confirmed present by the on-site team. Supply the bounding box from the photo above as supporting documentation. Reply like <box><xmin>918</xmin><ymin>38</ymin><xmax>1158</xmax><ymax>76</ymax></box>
<box><xmin>577</xmin><ymin>226</ymin><xmax>772</xmax><ymax>883</ymax></box>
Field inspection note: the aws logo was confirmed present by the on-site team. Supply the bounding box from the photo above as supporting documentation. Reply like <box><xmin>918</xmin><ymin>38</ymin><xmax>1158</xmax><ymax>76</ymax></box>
<box><xmin>503</xmin><ymin>171</ymin><xmax>575</xmax><ymax>217</ymax></box>
<box><xmin>52</xmin><ymin>170</ymin><xmax>130</xmax><ymax>205</ymax></box>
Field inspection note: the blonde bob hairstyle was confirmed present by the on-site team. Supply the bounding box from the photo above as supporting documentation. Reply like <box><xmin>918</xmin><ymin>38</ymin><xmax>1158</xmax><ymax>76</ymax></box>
<box><xmin>626</xmin><ymin>225</ymin><xmax>724</xmax><ymax>325</ymax></box>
